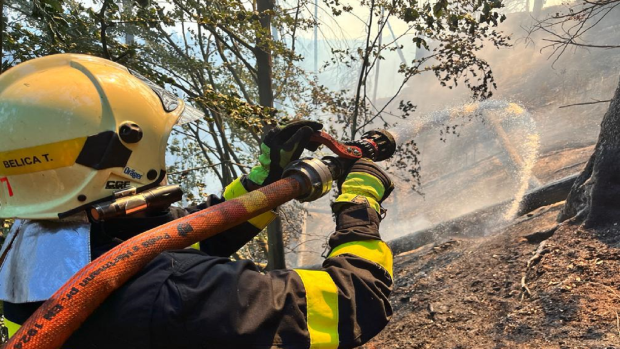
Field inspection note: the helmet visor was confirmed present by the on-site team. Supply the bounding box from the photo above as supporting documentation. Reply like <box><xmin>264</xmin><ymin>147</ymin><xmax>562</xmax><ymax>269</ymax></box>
<box><xmin>127</xmin><ymin>68</ymin><xmax>205</xmax><ymax>124</ymax></box>
<box><xmin>176</xmin><ymin>104</ymin><xmax>205</xmax><ymax>125</ymax></box>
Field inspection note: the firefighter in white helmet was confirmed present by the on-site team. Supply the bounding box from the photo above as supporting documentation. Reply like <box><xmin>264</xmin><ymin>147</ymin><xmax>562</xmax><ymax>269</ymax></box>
<box><xmin>0</xmin><ymin>54</ymin><xmax>394</xmax><ymax>348</ymax></box>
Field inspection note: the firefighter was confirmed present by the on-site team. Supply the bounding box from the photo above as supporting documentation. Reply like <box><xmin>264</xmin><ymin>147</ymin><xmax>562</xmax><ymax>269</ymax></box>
<box><xmin>0</xmin><ymin>54</ymin><xmax>394</xmax><ymax>348</ymax></box>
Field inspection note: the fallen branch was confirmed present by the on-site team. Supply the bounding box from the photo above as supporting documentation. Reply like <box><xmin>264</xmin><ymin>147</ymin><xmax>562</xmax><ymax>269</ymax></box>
<box><xmin>517</xmin><ymin>174</ymin><xmax>578</xmax><ymax>217</ymax></box>
<box><xmin>521</xmin><ymin>275</ymin><xmax>532</xmax><ymax>301</ymax></box>
<box><xmin>521</xmin><ymin>241</ymin><xmax>550</xmax><ymax>301</ymax></box>
<box><xmin>559</xmin><ymin>99</ymin><xmax>611</xmax><ymax>109</ymax></box>
<box><xmin>527</xmin><ymin>241</ymin><xmax>550</xmax><ymax>269</ymax></box>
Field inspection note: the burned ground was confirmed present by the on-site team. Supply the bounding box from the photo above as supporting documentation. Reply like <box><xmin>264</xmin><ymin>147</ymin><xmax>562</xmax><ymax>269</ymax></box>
<box><xmin>364</xmin><ymin>200</ymin><xmax>620</xmax><ymax>348</ymax></box>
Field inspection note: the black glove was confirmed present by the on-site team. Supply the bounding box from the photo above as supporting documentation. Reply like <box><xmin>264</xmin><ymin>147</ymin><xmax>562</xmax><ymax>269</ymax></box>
<box><xmin>247</xmin><ymin>120</ymin><xmax>323</xmax><ymax>186</ymax></box>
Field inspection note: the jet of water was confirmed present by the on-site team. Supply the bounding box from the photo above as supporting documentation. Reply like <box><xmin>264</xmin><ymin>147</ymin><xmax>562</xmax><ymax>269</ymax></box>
<box><xmin>388</xmin><ymin>100</ymin><xmax>539</xmax><ymax>221</ymax></box>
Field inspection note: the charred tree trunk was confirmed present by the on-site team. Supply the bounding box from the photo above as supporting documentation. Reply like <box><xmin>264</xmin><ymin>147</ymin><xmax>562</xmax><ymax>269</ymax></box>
<box><xmin>558</xmin><ymin>78</ymin><xmax>620</xmax><ymax>227</ymax></box>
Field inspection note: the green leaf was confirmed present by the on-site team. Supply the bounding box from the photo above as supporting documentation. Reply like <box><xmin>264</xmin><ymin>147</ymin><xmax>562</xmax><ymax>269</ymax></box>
<box><xmin>403</xmin><ymin>8</ymin><xmax>420</xmax><ymax>22</ymax></box>
<box><xmin>44</xmin><ymin>0</ymin><xmax>63</xmax><ymax>13</ymax></box>
<box><xmin>412</xmin><ymin>37</ymin><xmax>427</xmax><ymax>49</ymax></box>
<box><xmin>433</xmin><ymin>0</ymin><xmax>448</xmax><ymax>18</ymax></box>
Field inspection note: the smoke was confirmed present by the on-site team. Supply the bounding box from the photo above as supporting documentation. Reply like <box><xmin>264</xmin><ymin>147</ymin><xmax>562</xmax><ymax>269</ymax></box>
<box><xmin>289</xmin><ymin>6</ymin><xmax>618</xmax><ymax>266</ymax></box>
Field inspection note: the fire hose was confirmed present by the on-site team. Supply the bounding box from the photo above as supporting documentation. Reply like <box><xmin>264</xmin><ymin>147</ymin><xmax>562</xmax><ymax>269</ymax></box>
<box><xmin>2</xmin><ymin>129</ymin><xmax>396</xmax><ymax>349</ymax></box>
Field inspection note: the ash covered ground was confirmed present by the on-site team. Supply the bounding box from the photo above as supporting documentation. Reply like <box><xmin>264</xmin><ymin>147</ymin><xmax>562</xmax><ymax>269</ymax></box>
<box><xmin>364</xmin><ymin>197</ymin><xmax>620</xmax><ymax>348</ymax></box>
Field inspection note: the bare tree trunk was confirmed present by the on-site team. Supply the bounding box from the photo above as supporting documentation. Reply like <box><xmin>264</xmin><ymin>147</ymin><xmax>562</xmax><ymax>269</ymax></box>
<box><xmin>532</xmin><ymin>0</ymin><xmax>544</xmax><ymax>18</ymax></box>
<box><xmin>256</xmin><ymin>0</ymin><xmax>285</xmax><ymax>269</ymax></box>
<box><xmin>256</xmin><ymin>0</ymin><xmax>274</xmax><ymax>109</ymax></box>
<box><xmin>122</xmin><ymin>0</ymin><xmax>134</xmax><ymax>45</ymax></box>
<box><xmin>559</xmin><ymin>77</ymin><xmax>620</xmax><ymax>227</ymax></box>
<box><xmin>351</xmin><ymin>0</ymin><xmax>376</xmax><ymax>140</ymax></box>
<box><xmin>267</xmin><ymin>216</ymin><xmax>285</xmax><ymax>270</ymax></box>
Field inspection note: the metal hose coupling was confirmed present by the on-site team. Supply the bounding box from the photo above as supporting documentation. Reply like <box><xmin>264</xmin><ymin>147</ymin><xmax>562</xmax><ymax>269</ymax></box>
<box><xmin>283</xmin><ymin>158</ymin><xmax>333</xmax><ymax>202</ymax></box>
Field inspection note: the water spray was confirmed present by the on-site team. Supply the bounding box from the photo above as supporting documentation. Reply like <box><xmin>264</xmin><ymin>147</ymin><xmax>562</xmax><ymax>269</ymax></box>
<box><xmin>388</xmin><ymin>100</ymin><xmax>539</xmax><ymax>221</ymax></box>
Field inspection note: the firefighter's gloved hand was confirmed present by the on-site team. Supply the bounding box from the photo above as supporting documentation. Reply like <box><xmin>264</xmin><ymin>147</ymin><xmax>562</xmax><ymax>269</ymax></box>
<box><xmin>333</xmin><ymin>158</ymin><xmax>394</xmax><ymax>215</ymax></box>
<box><xmin>247</xmin><ymin>120</ymin><xmax>323</xmax><ymax>187</ymax></box>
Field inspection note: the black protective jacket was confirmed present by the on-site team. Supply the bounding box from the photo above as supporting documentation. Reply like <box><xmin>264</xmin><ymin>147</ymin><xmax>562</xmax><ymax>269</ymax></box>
<box><xmin>5</xmin><ymin>195</ymin><xmax>393</xmax><ymax>349</ymax></box>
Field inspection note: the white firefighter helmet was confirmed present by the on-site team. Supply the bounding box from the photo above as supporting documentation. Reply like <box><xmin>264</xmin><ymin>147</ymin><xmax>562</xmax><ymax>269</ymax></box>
<box><xmin>0</xmin><ymin>54</ymin><xmax>203</xmax><ymax>219</ymax></box>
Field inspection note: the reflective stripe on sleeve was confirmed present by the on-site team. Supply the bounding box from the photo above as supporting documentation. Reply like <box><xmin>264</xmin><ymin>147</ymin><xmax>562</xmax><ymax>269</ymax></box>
<box><xmin>328</xmin><ymin>240</ymin><xmax>393</xmax><ymax>278</ymax></box>
<box><xmin>5</xmin><ymin>318</ymin><xmax>21</xmax><ymax>338</ymax></box>
<box><xmin>223</xmin><ymin>177</ymin><xmax>276</xmax><ymax>229</ymax></box>
<box><xmin>293</xmin><ymin>269</ymin><xmax>340</xmax><ymax>349</ymax></box>
<box><xmin>334</xmin><ymin>172</ymin><xmax>384</xmax><ymax>213</ymax></box>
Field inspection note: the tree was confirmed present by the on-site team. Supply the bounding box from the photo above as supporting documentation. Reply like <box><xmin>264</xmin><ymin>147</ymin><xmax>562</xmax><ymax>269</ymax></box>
<box><xmin>521</xmin><ymin>0</ymin><xmax>620</xmax><ymax>226</ymax></box>
<box><xmin>558</xmin><ymin>79</ymin><xmax>620</xmax><ymax>227</ymax></box>
<box><xmin>0</xmin><ymin>0</ymin><xmax>4</xmax><ymax>72</ymax></box>
<box><xmin>307</xmin><ymin>0</ymin><xmax>510</xmax><ymax>191</ymax></box>
<box><xmin>528</xmin><ymin>0</ymin><xmax>620</xmax><ymax>64</ymax></box>
<box><xmin>313</xmin><ymin>0</ymin><xmax>510</xmax><ymax>140</ymax></box>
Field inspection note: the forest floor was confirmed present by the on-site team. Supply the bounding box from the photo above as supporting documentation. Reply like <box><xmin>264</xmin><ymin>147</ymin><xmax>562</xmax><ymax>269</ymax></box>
<box><xmin>363</xmin><ymin>145</ymin><xmax>620</xmax><ymax>348</ymax></box>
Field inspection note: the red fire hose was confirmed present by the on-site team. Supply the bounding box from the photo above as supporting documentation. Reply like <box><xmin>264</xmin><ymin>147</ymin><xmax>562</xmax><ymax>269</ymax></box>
<box><xmin>4</xmin><ymin>177</ymin><xmax>303</xmax><ymax>349</ymax></box>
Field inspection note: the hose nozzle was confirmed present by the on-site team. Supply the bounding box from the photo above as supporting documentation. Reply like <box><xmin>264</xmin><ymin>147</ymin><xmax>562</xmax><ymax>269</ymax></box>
<box><xmin>309</xmin><ymin>129</ymin><xmax>397</xmax><ymax>161</ymax></box>
<box><xmin>357</xmin><ymin>129</ymin><xmax>397</xmax><ymax>161</ymax></box>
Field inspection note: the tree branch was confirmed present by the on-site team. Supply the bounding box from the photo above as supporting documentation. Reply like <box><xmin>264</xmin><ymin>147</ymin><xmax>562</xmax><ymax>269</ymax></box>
<box><xmin>559</xmin><ymin>99</ymin><xmax>611</xmax><ymax>108</ymax></box>
<box><xmin>215</xmin><ymin>40</ymin><xmax>254</xmax><ymax>104</ymax></box>
<box><xmin>351</xmin><ymin>0</ymin><xmax>376</xmax><ymax>139</ymax></box>
<box><xmin>99</xmin><ymin>0</ymin><xmax>112</xmax><ymax>60</ymax></box>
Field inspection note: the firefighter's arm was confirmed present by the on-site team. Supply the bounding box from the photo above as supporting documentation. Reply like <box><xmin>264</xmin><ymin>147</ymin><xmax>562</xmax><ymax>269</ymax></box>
<box><xmin>187</xmin><ymin>178</ymin><xmax>276</xmax><ymax>257</ymax></box>
<box><xmin>194</xmin><ymin>121</ymin><xmax>323</xmax><ymax>257</ymax></box>
<box><xmin>152</xmin><ymin>159</ymin><xmax>393</xmax><ymax>349</ymax></box>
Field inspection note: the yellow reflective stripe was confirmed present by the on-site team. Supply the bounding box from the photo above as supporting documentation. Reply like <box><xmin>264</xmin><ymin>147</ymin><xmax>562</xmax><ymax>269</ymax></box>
<box><xmin>294</xmin><ymin>269</ymin><xmax>339</xmax><ymax>349</ymax></box>
<box><xmin>223</xmin><ymin>177</ymin><xmax>276</xmax><ymax>229</ymax></box>
<box><xmin>5</xmin><ymin>318</ymin><xmax>21</xmax><ymax>338</ymax></box>
<box><xmin>328</xmin><ymin>240</ymin><xmax>393</xmax><ymax>278</ymax></box>
<box><xmin>223</xmin><ymin>177</ymin><xmax>249</xmax><ymax>199</ymax></box>
<box><xmin>247</xmin><ymin>210</ymin><xmax>276</xmax><ymax>229</ymax></box>
<box><xmin>0</xmin><ymin>137</ymin><xmax>87</xmax><ymax>176</ymax></box>
<box><xmin>190</xmin><ymin>242</ymin><xmax>200</xmax><ymax>250</ymax></box>
<box><xmin>337</xmin><ymin>172</ymin><xmax>384</xmax><ymax>213</ymax></box>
